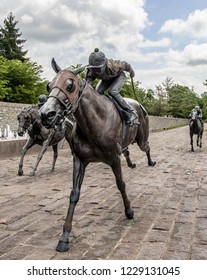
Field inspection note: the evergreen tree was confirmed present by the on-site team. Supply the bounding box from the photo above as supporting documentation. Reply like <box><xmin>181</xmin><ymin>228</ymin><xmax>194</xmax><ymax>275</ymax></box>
<box><xmin>0</xmin><ymin>12</ymin><xmax>27</xmax><ymax>61</ymax></box>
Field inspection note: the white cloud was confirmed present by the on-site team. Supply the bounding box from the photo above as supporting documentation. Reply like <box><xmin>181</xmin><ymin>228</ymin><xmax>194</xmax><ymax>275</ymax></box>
<box><xmin>159</xmin><ymin>9</ymin><xmax>207</xmax><ymax>39</ymax></box>
<box><xmin>0</xmin><ymin>0</ymin><xmax>207</xmax><ymax>95</ymax></box>
<box><xmin>182</xmin><ymin>43</ymin><xmax>207</xmax><ymax>66</ymax></box>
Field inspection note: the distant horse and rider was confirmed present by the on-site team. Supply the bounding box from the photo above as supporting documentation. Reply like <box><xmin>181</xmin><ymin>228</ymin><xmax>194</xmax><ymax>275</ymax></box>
<box><xmin>40</xmin><ymin>56</ymin><xmax>156</xmax><ymax>252</ymax></box>
<box><xmin>17</xmin><ymin>104</ymin><xmax>73</xmax><ymax>176</ymax></box>
<box><xmin>189</xmin><ymin>105</ymin><xmax>204</xmax><ymax>152</ymax></box>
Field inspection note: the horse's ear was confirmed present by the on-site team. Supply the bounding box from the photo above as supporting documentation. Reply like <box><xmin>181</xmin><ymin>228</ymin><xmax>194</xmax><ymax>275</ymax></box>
<box><xmin>73</xmin><ymin>65</ymin><xmax>87</xmax><ymax>75</ymax></box>
<box><xmin>51</xmin><ymin>58</ymin><xmax>61</xmax><ymax>73</ymax></box>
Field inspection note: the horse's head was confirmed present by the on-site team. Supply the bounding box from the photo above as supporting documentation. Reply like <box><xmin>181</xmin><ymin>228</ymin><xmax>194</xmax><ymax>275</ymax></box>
<box><xmin>17</xmin><ymin>107</ymin><xmax>32</xmax><ymax>136</ymax></box>
<box><xmin>41</xmin><ymin>58</ymin><xmax>85</xmax><ymax>128</ymax></box>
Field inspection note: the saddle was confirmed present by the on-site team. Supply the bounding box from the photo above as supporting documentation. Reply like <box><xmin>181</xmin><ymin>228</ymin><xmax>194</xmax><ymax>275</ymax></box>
<box><xmin>105</xmin><ymin>94</ymin><xmax>140</xmax><ymax>126</ymax></box>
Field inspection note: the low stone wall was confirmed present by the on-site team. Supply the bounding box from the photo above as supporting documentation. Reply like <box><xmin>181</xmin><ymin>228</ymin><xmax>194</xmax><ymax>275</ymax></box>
<box><xmin>0</xmin><ymin>139</ymin><xmax>38</xmax><ymax>159</ymax></box>
<box><xmin>148</xmin><ymin>115</ymin><xmax>188</xmax><ymax>132</ymax></box>
<box><xmin>0</xmin><ymin>101</ymin><xmax>189</xmax><ymax>158</ymax></box>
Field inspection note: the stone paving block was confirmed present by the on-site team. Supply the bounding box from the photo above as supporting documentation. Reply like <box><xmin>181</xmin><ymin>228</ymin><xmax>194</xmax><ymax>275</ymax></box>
<box><xmin>136</xmin><ymin>242</ymin><xmax>166</xmax><ymax>260</ymax></box>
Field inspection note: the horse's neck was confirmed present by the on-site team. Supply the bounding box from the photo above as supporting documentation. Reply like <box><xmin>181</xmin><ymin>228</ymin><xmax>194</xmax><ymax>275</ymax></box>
<box><xmin>74</xmin><ymin>86</ymin><xmax>120</xmax><ymax>139</ymax></box>
<box><xmin>30</xmin><ymin>109</ymin><xmax>40</xmax><ymax>124</ymax></box>
<box><xmin>75</xmin><ymin>87</ymin><xmax>114</xmax><ymax>123</ymax></box>
<box><xmin>191</xmin><ymin>118</ymin><xmax>201</xmax><ymax>133</ymax></box>
<box><xmin>29</xmin><ymin>109</ymin><xmax>43</xmax><ymax>134</ymax></box>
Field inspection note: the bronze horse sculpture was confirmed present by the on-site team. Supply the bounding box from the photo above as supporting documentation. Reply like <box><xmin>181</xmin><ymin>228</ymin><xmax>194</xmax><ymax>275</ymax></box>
<box><xmin>41</xmin><ymin>59</ymin><xmax>156</xmax><ymax>252</ymax></box>
<box><xmin>17</xmin><ymin>105</ymin><xmax>73</xmax><ymax>176</ymax></box>
<box><xmin>189</xmin><ymin>109</ymin><xmax>203</xmax><ymax>152</ymax></box>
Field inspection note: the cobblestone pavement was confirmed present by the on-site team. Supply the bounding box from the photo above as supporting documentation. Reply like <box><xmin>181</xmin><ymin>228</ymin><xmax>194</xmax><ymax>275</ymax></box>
<box><xmin>0</xmin><ymin>125</ymin><xmax>207</xmax><ymax>260</ymax></box>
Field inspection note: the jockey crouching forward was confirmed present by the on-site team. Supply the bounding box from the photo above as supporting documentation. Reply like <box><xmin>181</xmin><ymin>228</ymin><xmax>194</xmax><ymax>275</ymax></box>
<box><xmin>86</xmin><ymin>48</ymin><xmax>139</xmax><ymax>126</ymax></box>
<box><xmin>191</xmin><ymin>105</ymin><xmax>204</xmax><ymax>129</ymax></box>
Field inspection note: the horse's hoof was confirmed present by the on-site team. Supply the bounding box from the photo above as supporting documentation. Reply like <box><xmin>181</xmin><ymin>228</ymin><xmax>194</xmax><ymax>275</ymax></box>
<box><xmin>149</xmin><ymin>161</ymin><xmax>156</xmax><ymax>167</ymax></box>
<box><xmin>125</xmin><ymin>208</ymin><xmax>134</xmax><ymax>219</ymax></box>
<box><xmin>18</xmin><ymin>171</ymin><xmax>24</xmax><ymax>176</ymax></box>
<box><xmin>56</xmin><ymin>241</ymin><xmax>69</xmax><ymax>252</ymax></box>
<box><xmin>129</xmin><ymin>163</ymin><xmax>136</xmax><ymax>169</ymax></box>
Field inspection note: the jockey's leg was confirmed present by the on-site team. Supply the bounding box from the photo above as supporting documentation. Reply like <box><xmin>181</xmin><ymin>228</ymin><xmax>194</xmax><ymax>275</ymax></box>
<box><xmin>108</xmin><ymin>73</ymin><xmax>139</xmax><ymax>126</ymax></box>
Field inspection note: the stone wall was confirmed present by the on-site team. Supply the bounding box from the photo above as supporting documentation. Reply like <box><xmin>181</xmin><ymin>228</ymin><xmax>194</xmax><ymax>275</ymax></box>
<box><xmin>0</xmin><ymin>101</ymin><xmax>27</xmax><ymax>134</ymax></box>
<box><xmin>0</xmin><ymin>101</ymin><xmax>189</xmax><ymax>158</ymax></box>
<box><xmin>0</xmin><ymin>101</ymin><xmax>189</xmax><ymax>135</ymax></box>
<box><xmin>148</xmin><ymin>115</ymin><xmax>188</xmax><ymax>132</ymax></box>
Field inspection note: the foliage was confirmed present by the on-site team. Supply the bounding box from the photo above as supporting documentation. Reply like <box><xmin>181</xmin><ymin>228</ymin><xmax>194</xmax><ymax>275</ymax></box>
<box><xmin>168</xmin><ymin>85</ymin><xmax>200</xmax><ymax>118</ymax></box>
<box><xmin>0</xmin><ymin>12</ymin><xmax>27</xmax><ymax>61</ymax></box>
<box><xmin>0</xmin><ymin>13</ymin><xmax>48</xmax><ymax>104</ymax></box>
<box><xmin>0</xmin><ymin>56</ymin><xmax>48</xmax><ymax>103</ymax></box>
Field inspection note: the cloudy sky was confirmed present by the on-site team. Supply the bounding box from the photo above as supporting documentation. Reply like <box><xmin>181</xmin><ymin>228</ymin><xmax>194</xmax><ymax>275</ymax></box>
<box><xmin>1</xmin><ymin>0</ymin><xmax>207</xmax><ymax>94</ymax></box>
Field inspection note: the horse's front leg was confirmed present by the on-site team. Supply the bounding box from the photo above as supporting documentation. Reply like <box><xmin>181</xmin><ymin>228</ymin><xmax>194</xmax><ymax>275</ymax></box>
<box><xmin>199</xmin><ymin>133</ymin><xmax>203</xmax><ymax>148</ymax></box>
<box><xmin>29</xmin><ymin>140</ymin><xmax>49</xmax><ymax>176</ymax></box>
<box><xmin>122</xmin><ymin>147</ymin><xmax>136</xmax><ymax>168</ymax></box>
<box><xmin>111</xmin><ymin>156</ymin><xmax>134</xmax><ymax>219</ymax></box>
<box><xmin>18</xmin><ymin>138</ymin><xmax>35</xmax><ymax>176</ymax></box>
<box><xmin>190</xmin><ymin>135</ymin><xmax>194</xmax><ymax>152</ymax></box>
<box><xmin>56</xmin><ymin>155</ymin><xmax>87</xmax><ymax>252</ymax></box>
<box><xmin>200</xmin><ymin>133</ymin><xmax>203</xmax><ymax>148</ymax></box>
<box><xmin>30</xmin><ymin>131</ymin><xmax>55</xmax><ymax>176</ymax></box>
<box><xmin>50</xmin><ymin>144</ymin><xmax>58</xmax><ymax>172</ymax></box>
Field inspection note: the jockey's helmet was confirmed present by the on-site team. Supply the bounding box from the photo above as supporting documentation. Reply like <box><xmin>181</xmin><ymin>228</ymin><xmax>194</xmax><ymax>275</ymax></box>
<box><xmin>88</xmin><ymin>48</ymin><xmax>106</xmax><ymax>68</ymax></box>
<box><xmin>38</xmin><ymin>94</ymin><xmax>47</xmax><ymax>105</ymax></box>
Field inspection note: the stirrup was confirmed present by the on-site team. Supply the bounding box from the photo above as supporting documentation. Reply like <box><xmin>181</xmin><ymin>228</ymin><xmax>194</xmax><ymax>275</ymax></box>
<box><xmin>126</xmin><ymin>115</ymin><xmax>139</xmax><ymax>126</ymax></box>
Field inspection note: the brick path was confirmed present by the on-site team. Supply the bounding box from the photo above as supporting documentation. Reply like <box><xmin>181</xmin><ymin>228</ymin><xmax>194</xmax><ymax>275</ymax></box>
<box><xmin>0</xmin><ymin>125</ymin><xmax>207</xmax><ymax>260</ymax></box>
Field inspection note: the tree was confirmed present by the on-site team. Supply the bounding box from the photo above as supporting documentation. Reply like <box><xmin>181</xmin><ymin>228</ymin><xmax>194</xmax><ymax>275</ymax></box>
<box><xmin>0</xmin><ymin>56</ymin><xmax>48</xmax><ymax>103</ymax></box>
<box><xmin>168</xmin><ymin>84</ymin><xmax>199</xmax><ymax>118</ymax></box>
<box><xmin>0</xmin><ymin>56</ymin><xmax>12</xmax><ymax>100</ymax></box>
<box><xmin>0</xmin><ymin>13</ymin><xmax>48</xmax><ymax>104</ymax></box>
<box><xmin>0</xmin><ymin>12</ymin><xmax>27</xmax><ymax>61</ymax></box>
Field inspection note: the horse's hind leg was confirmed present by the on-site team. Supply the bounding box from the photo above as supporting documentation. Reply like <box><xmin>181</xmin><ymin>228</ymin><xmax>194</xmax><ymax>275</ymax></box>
<box><xmin>197</xmin><ymin>135</ymin><xmax>200</xmax><ymax>147</ymax></box>
<box><xmin>137</xmin><ymin>139</ymin><xmax>156</xmax><ymax>166</ymax></box>
<box><xmin>56</xmin><ymin>156</ymin><xmax>87</xmax><ymax>252</ymax></box>
<box><xmin>146</xmin><ymin>148</ymin><xmax>156</xmax><ymax>166</ymax></box>
<box><xmin>111</xmin><ymin>156</ymin><xmax>134</xmax><ymax>219</ymax></box>
<box><xmin>122</xmin><ymin>147</ymin><xmax>136</xmax><ymax>168</ymax></box>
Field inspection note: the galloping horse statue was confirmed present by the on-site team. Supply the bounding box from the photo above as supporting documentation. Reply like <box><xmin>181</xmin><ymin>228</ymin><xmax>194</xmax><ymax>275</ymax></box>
<box><xmin>41</xmin><ymin>59</ymin><xmax>156</xmax><ymax>252</ymax></box>
<box><xmin>17</xmin><ymin>105</ymin><xmax>73</xmax><ymax>176</ymax></box>
<box><xmin>189</xmin><ymin>109</ymin><xmax>203</xmax><ymax>152</ymax></box>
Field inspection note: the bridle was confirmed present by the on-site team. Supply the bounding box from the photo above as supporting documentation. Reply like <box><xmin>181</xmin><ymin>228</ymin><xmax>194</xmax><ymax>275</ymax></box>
<box><xmin>47</xmin><ymin>70</ymin><xmax>86</xmax><ymax>116</ymax></box>
<box><xmin>18</xmin><ymin>106</ymin><xmax>41</xmax><ymax>133</ymax></box>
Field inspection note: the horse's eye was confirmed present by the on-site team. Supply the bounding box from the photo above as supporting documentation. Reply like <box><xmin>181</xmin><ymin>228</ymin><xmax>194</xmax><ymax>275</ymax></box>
<box><xmin>66</xmin><ymin>79</ymin><xmax>75</xmax><ymax>93</ymax></box>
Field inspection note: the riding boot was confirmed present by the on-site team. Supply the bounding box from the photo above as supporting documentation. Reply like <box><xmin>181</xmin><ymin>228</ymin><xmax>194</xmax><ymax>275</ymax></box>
<box><xmin>112</xmin><ymin>95</ymin><xmax>139</xmax><ymax>126</ymax></box>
